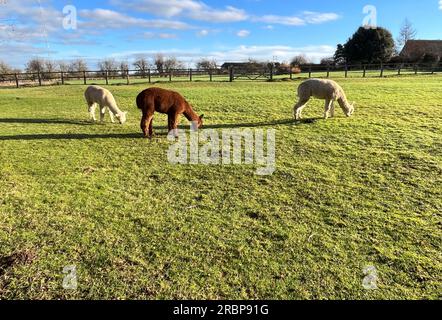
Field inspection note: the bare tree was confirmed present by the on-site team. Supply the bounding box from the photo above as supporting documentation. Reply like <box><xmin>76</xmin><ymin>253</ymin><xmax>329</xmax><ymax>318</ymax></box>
<box><xmin>69</xmin><ymin>59</ymin><xmax>88</xmax><ymax>72</ymax></box>
<box><xmin>97</xmin><ymin>59</ymin><xmax>118</xmax><ymax>76</ymax></box>
<box><xmin>154</xmin><ymin>54</ymin><xmax>165</xmax><ymax>75</ymax></box>
<box><xmin>290</xmin><ymin>54</ymin><xmax>310</xmax><ymax>66</ymax></box>
<box><xmin>164</xmin><ymin>57</ymin><xmax>184</xmax><ymax>72</ymax></box>
<box><xmin>133</xmin><ymin>56</ymin><xmax>150</xmax><ymax>77</ymax></box>
<box><xmin>25</xmin><ymin>58</ymin><xmax>45</xmax><ymax>74</ymax></box>
<box><xmin>397</xmin><ymin>18</ymin><xmax>417</xmax><ymax>52</ymax></box>
<box><xmin>0</xmin><ymin>61</ymin><xmax>13</xmax><ymax>74</ymax></box>
<box><xmin>58</xmin><ymin>61</ymin><xmax>70</xmax><ymax>73</ymax></box>
<box><xmin>196</xmin><ymin>59</ymin><xmax>217</xmax><ymax>71</ymax></box>
<box><xmin>120</xmin><ymin>61</ymin><xmax>129</xmax><ymax>78</ymax></box>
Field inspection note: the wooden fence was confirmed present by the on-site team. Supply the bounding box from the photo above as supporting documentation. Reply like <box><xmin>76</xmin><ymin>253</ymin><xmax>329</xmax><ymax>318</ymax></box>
<box><xmin>0</xmin><ymin>62</ymin><xmax>441</xmax><ymax>88</ymax></box>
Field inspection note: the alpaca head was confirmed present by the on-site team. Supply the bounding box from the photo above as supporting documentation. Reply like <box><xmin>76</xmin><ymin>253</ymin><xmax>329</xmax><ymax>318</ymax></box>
<box><xmin>197</xmin><ymin>114</ymin><xmax>204</xmax><ymax>128</ymax></box>
<box><xmin>116</xmin><ymin>111</ymin><xmax>128</xmax><ymax>124</ymax></box>
<box><xmin>346</xmin><ymin>103</ymin><xmax>355</xmax><ymax>117</ymax></box>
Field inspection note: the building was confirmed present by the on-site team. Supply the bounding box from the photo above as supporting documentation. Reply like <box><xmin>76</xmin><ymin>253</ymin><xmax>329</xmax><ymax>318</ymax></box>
<box><xmin>400</xmin><ymin>40</ymin><xmax>442</xmax><ymax>62</ymax></box>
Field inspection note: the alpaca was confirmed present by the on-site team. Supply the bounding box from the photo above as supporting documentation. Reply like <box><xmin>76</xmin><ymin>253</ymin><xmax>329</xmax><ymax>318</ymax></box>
<box><xmin>84</xmin><ymin>85</ymin><xmax>127</xmax><ymax>124</ymax></box>
<box><xmin>294</xmin><ymin>79</ymin><xmax>355</xmax><ymax>120</ymax></box>
<box><xmin>136</xmin><ymin>87</ymin><xmax>204</xmax><ymax>138</ymax></box>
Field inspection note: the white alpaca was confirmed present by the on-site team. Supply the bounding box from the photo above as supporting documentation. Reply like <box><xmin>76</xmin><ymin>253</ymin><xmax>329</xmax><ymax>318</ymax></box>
<box><xmin>84</xmin><ymin>85</ymin><xmax>127</xmax><ymax>124</ymax></box>
<box><xmin>294</xmin><ymin>79</ymin><xmax>355</xmax><ymax>120</ymax></box>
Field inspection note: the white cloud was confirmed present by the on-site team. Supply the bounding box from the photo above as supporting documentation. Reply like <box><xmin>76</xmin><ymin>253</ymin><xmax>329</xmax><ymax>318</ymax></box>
<box><xmin>254</xmin><ymin>11</ymin><xmax>340</xmax><ymax>26</ymax></box>
<box><xmin>439</xmin><ymin>0</ymin><xmax>442</xmax><ymax>10</ymax></box>
<box><xmin>197</xmin><ymin>29</ymin><xmax>209</xmax><ymax>37</ymax></box>
<box><xmin>107</xmin><ymin>44</ymin><xmax>335</xmax><ymax>65</ymax></box>
<box><xmin>79</xmin><ymin>9</ymin><xmax>190</xmax><ymax>30</ymax></box>
<box><xmin>111</xmin><ymin>0</ymin><xmax>248</xmax><ymax>23</ymax></box>
<box><xmin>237</xmin><ymin>30</ymin><xmax>251</xmax><ymax>37</ymax></box>
<box><xmin>208</xmin><ymin>45</ymin><xmax>335</xmax><ymax>63</ymax></box>
<box><xmin>142</xmin><ymin>32</ymin><xmax>178</xmax><ymax>39</ymax></box>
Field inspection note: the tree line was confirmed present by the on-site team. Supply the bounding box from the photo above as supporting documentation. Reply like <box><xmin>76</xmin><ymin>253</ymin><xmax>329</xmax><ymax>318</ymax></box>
<box><xmin>1</xmin><ymin>19</ymin><xmax>439</xmax><ymax>77</ymax></box>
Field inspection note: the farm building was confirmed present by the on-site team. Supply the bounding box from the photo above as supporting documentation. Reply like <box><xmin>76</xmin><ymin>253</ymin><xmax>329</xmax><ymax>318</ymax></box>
<box><xmin>400</xmin><ymin>40</ymin><xmax>442</xmax><ymax>62</ymax></box>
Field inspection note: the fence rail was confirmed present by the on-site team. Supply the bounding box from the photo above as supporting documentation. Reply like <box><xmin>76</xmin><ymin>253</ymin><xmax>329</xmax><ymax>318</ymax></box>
<box><xmin>1</xmin><ymin>63</ymin><xmax>441</xmax><ymax>88</ymax></box>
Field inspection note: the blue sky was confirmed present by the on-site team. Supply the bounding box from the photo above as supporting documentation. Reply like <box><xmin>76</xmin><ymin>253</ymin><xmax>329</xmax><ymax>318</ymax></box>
<box><xmin>1</xmin><ymin>0</ymin><xmax>441</xmax><ymax>68</ymax></box>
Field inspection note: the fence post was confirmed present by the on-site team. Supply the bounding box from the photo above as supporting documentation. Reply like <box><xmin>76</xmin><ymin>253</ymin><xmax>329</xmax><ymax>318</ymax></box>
<box><xmin>308</xmin><ymin>66</ymin><xmax>312</xmax><ymax>78</ymax></box>
<box><xmin>380</xmin><ymin>63</ymin><xmax>384</xmax><ymax>77</ymax></box>
<box><xmin>105</xmin><ymin>70</ymin><xmax>109</xmax><ymax>85</ymax></box>
<box><xmin>126</xmin><ymin>70</ymin><xmax>130</xmax><ymax>85</ymax></box>
<box><xmin>209</xmin><ymin>70</ymin><xmax>213</xmax><ymax>82</ymax></box>
<box><xmin>398</xmin><ymin>65</ymin><xmax>401</xmax><ymax>76</ymax></box>
<box><xmin>189</xmin><ymin>68</ymin><xmax>193</xmax><ymax>82</ymax></box>
<box><xmin>269</xmin><ymin>64</ymin><xmax>274</xmax><ymax>81</ymax></box>
<box><xmin>169</xmin><ymin>70</ymin><xmax>172</xmax><ymax>82</ymax></box>
<box><xmin>289</xmin><ymin>68</ymin><xmax>293</xmax><ymax>80</ymax></box>
<box><xmin>15</xmin><ymin>73</ymin><xmax>19</xmax><ymax>88</ymax></box>
<box><xmin>61</xmin><ymin>71</ymin><xmax>64</xmax><ymax>85</ymax></box>
<box><xmin>344</xmin><ymin>65</ymin><xmax>348</xmax><ymax>78</ymax></box>
<box><xmin>229</xmin><ymin>67</ymin><xmax>234</xmax><ymax>82</ymax></box>
<box><xmin>148</xmin><ymin>69</ymin><xmax>151</xmax><ymax>83</ymax></box>
<box><xmin>83</xmin><ymin>71</ymin><xmax>87</xmax><ymax>85</ymax></box>
<box><xmin>414</xmin><ymin>64</ymin><xmax>418</xmax><ymax>75</ymax></box>
<box><xmin>363</xmin><ymin>65</ymin><xmax>366</xmax><ymax>78</ymax></box>
<box><xmin>38</xmin><ymin>72</ymin><xmax>42</xmax><ymax>86</ymax></box>
<box><xmin>326</xmin><ymin>65</ymin><xmax>330</xmax><ymax>78</ymax></box>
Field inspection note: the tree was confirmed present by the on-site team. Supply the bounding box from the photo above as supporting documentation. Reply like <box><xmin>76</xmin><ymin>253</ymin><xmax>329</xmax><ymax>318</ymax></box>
<box><xmin>154</xmin><ymin>54</ymin><xmax>165</xmax><ymax>75</ymax></box>
<box><xmin>343</xmin><ymin>27</ymin><xmax>395</xmax><ymax>64</ymax></box>
<box><xmin>164</xmin><ymin>57</ymin><xmax>184</xmax><ymax>72</ymax></box>
<box><xmin>97</xmin><ymin>59</ymin><xmax>118</xmax><ymax>76</ymax></box>
<box><xmin>195</xmin><ymin>59</ymin><xmax>217</xmax><ymax>71</ymax></box>
<box><xmin>320</xmin><ymin>57</ymin><xmax>335</xmax><ymax>66</ymax></box>
<box><xmin>334</xmin><ymin>44</ymin><xmax>346</xmax><ymax>65</ymax></box>
<box><xmin>0</xmin><ymin>61</ymin><xmax>12</xmax><ymax>74</ymax></box>
<box><xmin>25</xmin><ymin>58</ymin><xmax>45</xmax><ymax>74</ymax></box>
<box><xmin>396</xmin><ymin>18</ymin><xmax>417</xmax><ymax>52</ymax></box>
<box><xmin>133</xmin><ymin>56</ymin><xmax>150</xmax><ymax>76</ymax></box>
<box><xmin>120</xmin><ymin>61</ymin><xmax>129</xmax><ymax>78</ymax></box>
<box><xmin>290</xmin><ymin>54</ymin><xmax>310</xmax><ymax>66</ymax></box>
<box><xmin>69</xmin><ymin>59</ymin><xmax>88</xmax><ymax>72</ymax></box>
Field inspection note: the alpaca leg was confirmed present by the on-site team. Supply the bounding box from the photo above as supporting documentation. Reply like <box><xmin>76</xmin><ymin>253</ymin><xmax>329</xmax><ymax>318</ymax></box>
<box><xmin>294</xmin><ymin>98</ymin><xmax>309</xmax><ymax>120</ymax></box>
<box><xmin>141</xmin><ymin>113</ymin><xmax>154</xmax><ymax>138</ymax></box>
<box><xmin>108</xmin><ymin>110</ymin><xmax>115</xmax><ymax>123</ymax></box>
<box><xmin>148</xmin><ymin>116</ymin><xmax>154</xmax><ymax>138</ymax></box>
<box><xmin>330</xmin><ymin>101</ymin><xmax>335</xmax><ymax>118</ymax></box>
<box><xmin>89</xmin><ymin>103</ymin><xmax>97</xmax><ymax>122</ymax></box>
<box><xmin>172</xmin><ymin>114</ymin><xmax>181</xmax><ymax>137</ymax></box>
<box><xmin>99</xmin><ymin>105</ymin><xmax>106</xmax><ymax>123</ymax></box>
<box><xmin>324</xmin><ymin>100</ymin><xmax>333</xmax><ymax>120</ymax></box>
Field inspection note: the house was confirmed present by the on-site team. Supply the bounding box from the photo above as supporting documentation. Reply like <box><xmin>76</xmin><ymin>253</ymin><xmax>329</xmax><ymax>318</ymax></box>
<box><xmin>400</xmin><ymin>40</ymin><xmax>442</xmax><ymax>62</ymax></box>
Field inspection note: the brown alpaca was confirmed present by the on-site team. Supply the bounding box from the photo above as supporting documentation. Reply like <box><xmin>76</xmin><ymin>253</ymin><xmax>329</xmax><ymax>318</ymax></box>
<box><xmin>136</xmin><ymin>87</ymin><xmax>204</xmax><ymax>138</ymax></box>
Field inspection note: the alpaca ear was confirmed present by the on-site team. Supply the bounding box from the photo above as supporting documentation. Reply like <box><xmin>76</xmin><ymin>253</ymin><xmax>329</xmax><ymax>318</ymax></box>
<box><xmin>200</xmin><ymin>114</ymin><xmax>204</xmax><ymax>119</ymax></box>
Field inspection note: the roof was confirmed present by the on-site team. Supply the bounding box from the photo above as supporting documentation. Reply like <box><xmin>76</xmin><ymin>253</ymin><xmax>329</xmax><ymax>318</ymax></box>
<box><xmin>400</xmin><ymin>40</ymin><xmax>442</xmax><ymax>60</ymax></box>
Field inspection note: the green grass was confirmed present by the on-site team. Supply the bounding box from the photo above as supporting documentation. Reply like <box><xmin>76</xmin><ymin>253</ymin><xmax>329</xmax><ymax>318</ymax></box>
<box><xmin>0</xmin><ymin>76</ymin><xmax>441</xmax><ymax>299</ymax></box>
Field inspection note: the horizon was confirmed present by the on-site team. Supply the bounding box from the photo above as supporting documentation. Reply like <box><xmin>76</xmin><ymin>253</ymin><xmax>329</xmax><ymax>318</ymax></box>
<box><xmin>1</xmin><ymin>0</ymin><xmax>442</xmax><ymax>69</ymax></box>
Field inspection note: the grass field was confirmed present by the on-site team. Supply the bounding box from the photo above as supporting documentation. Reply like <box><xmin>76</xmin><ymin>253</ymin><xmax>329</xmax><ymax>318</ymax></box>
<box><xmin>0</xmin><ymin>76</ymin><xmax>441</xmax><ymax>299</ymax></box>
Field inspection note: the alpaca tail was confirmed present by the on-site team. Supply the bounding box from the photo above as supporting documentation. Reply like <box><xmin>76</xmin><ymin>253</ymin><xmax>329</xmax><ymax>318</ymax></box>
<box><xmin>136</xmin><ymin>92</ymin><xmax>144</xmax><ymax>109</ymax></box>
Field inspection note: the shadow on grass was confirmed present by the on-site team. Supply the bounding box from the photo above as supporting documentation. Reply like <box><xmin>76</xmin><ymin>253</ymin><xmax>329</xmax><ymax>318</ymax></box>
<box><xmin>0</xmin><ymin>118</ymin><xmax>320</xmax><ymax>141</ymax></box>
<box><xmin>0</xmin><ymin>133</ymin><xmax>143</xmax><ymax>141</ymax></box>
<box><xmin>0</xmin><ymin>118</ymin><xmax>94</xmax><ymax>125</ymax></box>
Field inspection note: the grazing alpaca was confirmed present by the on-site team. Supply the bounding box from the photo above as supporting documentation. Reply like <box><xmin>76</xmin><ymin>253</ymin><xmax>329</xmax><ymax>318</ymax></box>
<box><xmin>84</xmin><ymin>85</ymin><xmax>127</xmax><ymax>124</ymax></box>
<box><xmin>294</xmin><ymin>79</ymin><xmax>355</xmax><ymax>120</ymax></box>
<box><xmin>136</xmin><ymin>87</ymin><xmax>204</xmax><ymax>138</ymax></box>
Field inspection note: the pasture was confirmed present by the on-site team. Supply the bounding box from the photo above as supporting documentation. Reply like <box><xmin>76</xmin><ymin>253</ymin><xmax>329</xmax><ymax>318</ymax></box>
<box><xmin>0</xmin><ymin>76</ymin><xmax>441</xmax><ymax>299</ymax></box>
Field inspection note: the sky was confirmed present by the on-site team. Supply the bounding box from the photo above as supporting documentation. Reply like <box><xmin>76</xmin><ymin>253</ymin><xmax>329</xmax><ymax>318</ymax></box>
<box><xmin>1</xmin><ymin>0</ymin><xmax>442</xmax><ymax>68</ymax></box>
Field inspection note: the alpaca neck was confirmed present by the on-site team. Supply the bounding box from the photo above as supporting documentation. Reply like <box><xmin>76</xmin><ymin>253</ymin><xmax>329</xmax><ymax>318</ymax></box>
<box><xmin>184</xmin><ymin>107</ymin><xmax>199</xmax><ymax>122</ymax></box>
<box><xmin>337</xmin><ymin>96</ymin><xmax>351</xmax><ymax>112</ymax></box>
